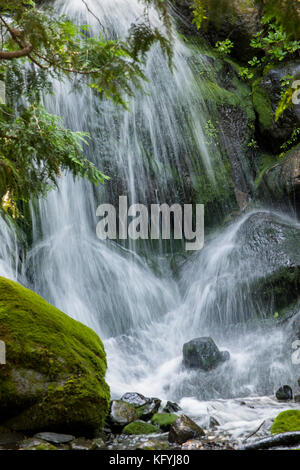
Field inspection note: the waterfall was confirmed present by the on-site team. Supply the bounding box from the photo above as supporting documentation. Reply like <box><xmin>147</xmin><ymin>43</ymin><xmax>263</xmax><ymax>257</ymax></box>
<box><xmin>8</xmin><ymin>0</ymin><xmax>298</xmax><ymax>439</ymax></box>
<box><xmin>24</xmin><ymin>0</ymin><xmax>223</xmax><ymax>335</ymax></box>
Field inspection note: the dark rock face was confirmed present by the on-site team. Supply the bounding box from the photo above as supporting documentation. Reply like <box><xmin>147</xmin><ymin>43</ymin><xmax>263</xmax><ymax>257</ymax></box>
<box><xmin>171</xmin><ymin>0</ymin><xmax>261</xmax><ymax>63</ymax></box>
<box><xmin>276</xmin><ymin>385</ymin><xmax>293</xmax><ymax>401</ymax></box>
<box><xmin>168</xmin><ymin>415</ymin><xmax>205</xmax><ymax>444</ymax></box>
<box><xmin>183</xmin><ymin>337</ymin><xmax>230</xmax><ymax>371</ymax></box>
<box><xmin>261</xmin><ymin>146</ymin><xmax>300</xmax><ymax>216</ymax></box>
<box><xmin>121</xmin><ymin>393</ymin><xmax>149</xmax><ymax>408</ymax></box>
<box><xmin>120</xmin><ymin>393</ymin><xmax>161</xmax><ymax>421</ymax></box>
<box><xmin>163</xmin><ymin>401</ymin><xmax>181</xmax><ymax>413</ymax></box>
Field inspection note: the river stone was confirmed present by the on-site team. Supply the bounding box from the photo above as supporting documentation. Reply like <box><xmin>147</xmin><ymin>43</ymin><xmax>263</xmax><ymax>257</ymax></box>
<box><xmin>163</xmin><ymin>401</ymin><xmax>181</xmax><ymax>413</ymax></box>
<box><xmin>0</xmin><ymin>277</ymin><xmax>110</xmax><ymax>434</ymax></box>
<box><xmin>120</xmin><ymin>392</ymin><xmax>161</xmax><ymax>420</ymax></box>
<box><xmin>209</xmin><ymin>416</ymin><xmax>220</xmax><ymax>428</ymax></box>
<box><xmin>183</xmin><ymin>337</ymin><xmax>230</xmax><ymax>371</ymax></box>
<box><xmin>168</xmin><ymin>415</ymin><xmax>205</xmax><ymax>444</ymax></box>
<box><xmin>109</xmin><ymin>400</ymin><xmax>138</xmax><ymax>429</ymax></box>
<box><xmin>275</xmin><ymin>385</ymin><xmax>293</xmax><ymax>401</ymax></box>
<box><xmin>34</xmin><ymin>432</ymin><xmax>75</xmax><ymax>444</ymax></box>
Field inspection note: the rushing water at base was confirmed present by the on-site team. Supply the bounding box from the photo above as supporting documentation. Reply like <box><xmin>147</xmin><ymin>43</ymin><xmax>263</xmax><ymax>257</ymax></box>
<box><xmin>0</xmin><ymin>0</ymin><xmax>298</xmax><ymax>442</ymax></box>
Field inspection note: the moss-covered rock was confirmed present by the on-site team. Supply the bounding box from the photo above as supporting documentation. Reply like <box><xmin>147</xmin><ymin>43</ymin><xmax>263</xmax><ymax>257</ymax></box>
<box><xmin>0</xmin><ymin>277</ymin><xmax>110</xmax><ymax>434</ymax></box>
<box><xmin>271</xmin><ymin>410</ymin><xmax>300</xmax><ymax>434</ymax></box>
<box><xmin>151</xmin><ymin>413</ymin><xmax>178</xmax><ymax>431</ymax></box>
<box><xmin>122</xmin><ymin>421</ymin><xmax>159</xmax><ymax>435</ymax></box>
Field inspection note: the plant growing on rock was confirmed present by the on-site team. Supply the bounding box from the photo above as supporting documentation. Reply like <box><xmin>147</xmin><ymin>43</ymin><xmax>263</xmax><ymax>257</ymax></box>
<box><xmin>0</xmin><ymin>0</ymin><xmax>173</xmax><ymax>216</ymax></box>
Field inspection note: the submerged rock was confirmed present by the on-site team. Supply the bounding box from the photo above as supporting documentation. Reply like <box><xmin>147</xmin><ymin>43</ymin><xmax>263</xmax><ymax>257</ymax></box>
<box><xmin>183</xmin><ymin>337</ymin><xmax>230</xmax><ymax>371</ymax></box>
<box><xmin>168</xmin><ymin>414</ymin><xmax>205</xmax><ymax>444</ymax></box>
<box><xmin>0</xmin><ymin>277</ymin><xmax>110</xmax><ymax>434</ymax></box>
<box><xmin>275</xmin><ymin>385</ymin><xmax>293</xmax><ymax>402</ymax></box>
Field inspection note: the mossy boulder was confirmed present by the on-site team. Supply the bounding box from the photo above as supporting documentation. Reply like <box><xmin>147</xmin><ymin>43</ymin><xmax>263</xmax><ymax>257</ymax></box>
<box><xmin>0</xmin><ymin>277</ymin><xmax>110</xmax><ymax>434</ymax></box>
<box><xmin>122</xmin><ymin>421</ymin><xmax>159</xmax><ymax>435</ymax></box>
<box><xmin>151</xmin><ymin>413</ymin><xmax>178</xmax><ymax>431</ymax></box>
<box><xmin>271</xmin><ymin>410</ymin><xmax>300</xmax><ymax>434</ymax></box>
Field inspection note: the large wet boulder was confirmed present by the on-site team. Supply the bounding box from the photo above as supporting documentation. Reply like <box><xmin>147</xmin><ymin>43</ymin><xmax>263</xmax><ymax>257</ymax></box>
<box><xmin>183</xmin><ymin>337</ymin><xmax>230</xmax><ymax>371</ymax></box>
<box><xmin>0</xmin><ymin>277</ymin><xmax>110</xmax><ymax>434</ymax></box>
<box><xmin>109</xmin><ymin>401</ymin><xmax>138</xmax><ymax>430</ymax></box>
<box><xmin>168</xmin><ymin>415</ymin><xmax>205</xmax><ymax>444</ymax></box>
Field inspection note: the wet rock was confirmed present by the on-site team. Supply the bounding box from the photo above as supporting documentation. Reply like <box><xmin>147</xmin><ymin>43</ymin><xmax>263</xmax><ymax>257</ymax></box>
<box><xmin>120</xmin><ymin>392</ymin><xmax>161</xmax><ymax>421</ymax></box>
<box><xmin>260</xmin><ymin>145</ymin><xmax>300</xmax><ymax>214</ymax></box>
<box><xmin>0</xmin><ymin>428</ymin><xmax>25</xmax><ymax>450</ymax></box>
<box><xmin>275</xmin><ymin>385</ymin><xmax>293</xmax><ymax>401</ymax></box>
<box><xmin>209</xmin><ymin>417</ymin><xmax>220</xmax><ymax>428</ymax></box>
<box><xmin>183</xmin><ymin>337</ymin><xmax>230</xmax><ymax>371</ymax></box>
<box><xmin>242</xmin><ymin>431</ymin><xmax>300</xmax><ymax>450</ymax></box>
<box><xmin>168</xmin><ymin>415</ymin><xmax>205</xmax><ymax>444</ymax></box>
<box><xmin>70</xmin><ymin>438</ymin><xmax>93</xmax><ymax>451</ymax></box>
<box><xmin>254</xmin><ymin>61</ymin><xmax>300</xmax><ymax>150</ymax></box>
<box><xmin>151</xmin><ymin>413</ymin><xmax>178</xmax><ymax>432</ymax></box>
<box><xmin>121</xmin><ymin>392</ymin><xmax>149</xmax><ymax>408</ymax></box>
<box><xmin>235</xmin><ymin>212</ymin><xmax>300</xmax><ymax>315</ymax></box>
<box><xmin>163</xmin><ymin>401</ymin><xmax>181</xmax><ymax>413</ymax></box>
<box><xmin>294</xmin><ymin>395</ymin><xmax>300</xmax><ymax>403</ymax></box>
<box><xmin>19</xmin><ymin>438</ymin><xmax>57</xmax><ymax>450</ymax></box>
<box><xmin>34</xmin><ymin>432</ymin><xmax>75</xmax><ymax>444</ymax></box>
<box><xmin>90</xmin><ymin>438</ymin><xmax>106</xmax><ymax>450</ymax></box>
<box><xmin>122</xmin><ymin>421</ymin><xmax>159</xmax><ymax>435</ymax></box>
<box><xmin>109</xmin><ymin>400</ymin><xmax>138</xmax><ymax>430</ymax></box>
<box><xmin>0</xmin><ymin>277</ymin><xmax>109</xmax><ymax>434</ymax></box>
<box><xmin>137</xmin><ymin>439</ymin><xmax>170</xmax><ymax>450</ymax></box>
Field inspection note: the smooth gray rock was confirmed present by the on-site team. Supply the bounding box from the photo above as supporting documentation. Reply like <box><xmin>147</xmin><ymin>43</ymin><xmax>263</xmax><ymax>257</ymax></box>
<box><xmin>34</xmin><ymin>432</ymin><xmax>75</xmax><ymax>444</ymax></box>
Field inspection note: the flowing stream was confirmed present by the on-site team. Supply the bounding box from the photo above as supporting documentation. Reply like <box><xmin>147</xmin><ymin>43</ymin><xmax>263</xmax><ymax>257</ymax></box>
<box><xmin>0</xmin><ymin>0</ymin><xmax>299</xmax><ymax>444</ymax></box>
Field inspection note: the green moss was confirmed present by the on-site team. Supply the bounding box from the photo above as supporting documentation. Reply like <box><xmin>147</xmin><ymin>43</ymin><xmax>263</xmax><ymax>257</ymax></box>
<box><xmin>271</xmin><ymin>410</ymin><xmax>300</xmax><ymax>434</ymax></box>
<box><xmin>122</xmin><ymin>421</ymin><xmax>159</xmax><ymax>435</ymax></box>
<box><xmin>0</xmin><ymin>277</ymin><xmax>110</xmax><ymax>433</ymax></box>
<box><xmin>151</xmin><ymin>413</ymin><xmax>178</xmax><ymax>431</ymax></box>
<box><xmin>252</xmin><ymin>80</ymin><xmax>273</xmax><ymax>130</ymax></box>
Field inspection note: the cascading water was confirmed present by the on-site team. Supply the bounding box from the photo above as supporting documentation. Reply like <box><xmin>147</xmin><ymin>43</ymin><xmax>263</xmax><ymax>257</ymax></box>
<box><xmin>6</xmin><ymin>0</ymin><xmax>297</xmax><ymax>442</ymax></box>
